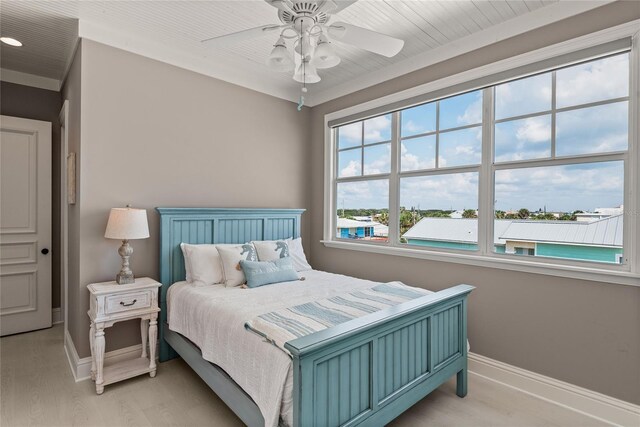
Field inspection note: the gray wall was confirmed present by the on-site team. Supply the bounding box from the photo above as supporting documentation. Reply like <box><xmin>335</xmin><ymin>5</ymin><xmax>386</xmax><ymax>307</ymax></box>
<box><xmin>1</xmin><ymin>81</ymin><xmax>62</xmax><ymax>309</ymax></box>
<box><xmin>68</xmin><ymin>39</ymin><xmax>311</xmax><ymax>356</ymax></box>
<box><xmin>308</xmin><ymin>2</ymin><xmax>640</xmax><ymax>404</ymax></box>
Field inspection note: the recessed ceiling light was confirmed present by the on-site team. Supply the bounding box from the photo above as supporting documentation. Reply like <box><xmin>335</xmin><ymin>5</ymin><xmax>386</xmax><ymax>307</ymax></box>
<box><xmin>0</xmin><ymin>37</ymin><xmax>23</xmax><ymax>47</ymax></box>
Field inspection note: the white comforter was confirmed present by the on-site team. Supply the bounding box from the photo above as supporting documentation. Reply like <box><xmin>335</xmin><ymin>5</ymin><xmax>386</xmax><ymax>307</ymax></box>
<box><xmin>167</xmin><ymin>270</ymin><xmax>384</xmax><ymax>427</ymax></box>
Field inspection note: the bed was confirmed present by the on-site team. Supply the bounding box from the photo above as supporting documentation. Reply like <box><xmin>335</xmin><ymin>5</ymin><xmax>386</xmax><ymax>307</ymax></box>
<box><xmin>157</xmin><ymin>207</ymin><xmax>474</xmax><ymax>427</ymax></box>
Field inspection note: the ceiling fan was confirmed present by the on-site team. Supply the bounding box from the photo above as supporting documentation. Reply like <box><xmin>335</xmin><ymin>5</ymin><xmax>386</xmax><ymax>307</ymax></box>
<box><xmin>201</xmin><ymin>0</ymin><xmax>405</xmax><ymax>96</ymax></box>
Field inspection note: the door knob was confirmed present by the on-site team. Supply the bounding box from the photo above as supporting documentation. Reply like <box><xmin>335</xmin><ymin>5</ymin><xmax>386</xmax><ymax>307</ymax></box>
<box><xmin>41</xmin><ymin>248</ymin><xmax>49</xmax><ymax>255</ymax></box>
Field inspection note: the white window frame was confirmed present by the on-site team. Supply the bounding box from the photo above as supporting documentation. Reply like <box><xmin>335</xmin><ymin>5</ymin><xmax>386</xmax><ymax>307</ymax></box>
<box><xmin>323</xmin><ymin>21</ymin><xmax>640</xmax><ymax>287</ymax></box>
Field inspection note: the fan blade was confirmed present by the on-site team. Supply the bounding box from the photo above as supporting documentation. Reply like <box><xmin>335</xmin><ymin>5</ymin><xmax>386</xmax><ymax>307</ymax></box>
<box><xmin>266</xmin><ymin>0</ymin><xmax>295</xmax><ymax>14</ymax></box>
<box><xmin>319</xmin><ymin>0</ymin><xmax>358</xmax><ymax>14</ymax></box>
<box><xmin>201</xmin><ymin>24</ymin><xmax>286</xmax><ymax>46</ymax></box>
<box><xmin>328</xmin><ymin>22</ymin><xmax>404</xmax><ymax>57</ymax></box>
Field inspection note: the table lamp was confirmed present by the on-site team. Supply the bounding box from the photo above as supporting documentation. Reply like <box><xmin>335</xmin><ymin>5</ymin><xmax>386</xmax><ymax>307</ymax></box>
<box><xmin>104</xmin><ymin>206</ymin><xmax>149</xmax><ymax>284</ymax></box>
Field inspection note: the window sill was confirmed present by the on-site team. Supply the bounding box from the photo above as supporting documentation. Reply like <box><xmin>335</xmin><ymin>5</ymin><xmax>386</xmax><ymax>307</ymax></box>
<box><xmin>321</xmin><ymin>240</ymin><xmax>640</xmax><ymax>287</ymax></box>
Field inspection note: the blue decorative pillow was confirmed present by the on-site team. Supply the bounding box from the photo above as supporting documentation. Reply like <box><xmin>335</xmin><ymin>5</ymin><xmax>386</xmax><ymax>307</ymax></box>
<box><xmin>239</xmin><ymin>257</ymin><xmax>299</xmax><ymax>288</ymax></box>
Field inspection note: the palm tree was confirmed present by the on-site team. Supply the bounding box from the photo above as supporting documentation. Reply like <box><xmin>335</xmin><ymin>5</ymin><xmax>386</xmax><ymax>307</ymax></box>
<box><xmin>518</xmin><ymin>208</ymin><xmax>530</xmax><ymax>219</ymax></box>
<box><xmin>462</xmin><ymin>209</ymin><xmax>477</xmax><ymax>218</ymax></box>
<box><xmin>378</xmin><ymin>212</ymin><xmax>389</xmax><ymax>226</ymax></box>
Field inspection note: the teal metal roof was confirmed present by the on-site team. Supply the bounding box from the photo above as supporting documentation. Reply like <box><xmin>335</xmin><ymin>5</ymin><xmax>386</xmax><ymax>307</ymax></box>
<box><xmin>403</xmin><ymin>215</ymin><xmax>623</xmax><ymax>247</ymax></box>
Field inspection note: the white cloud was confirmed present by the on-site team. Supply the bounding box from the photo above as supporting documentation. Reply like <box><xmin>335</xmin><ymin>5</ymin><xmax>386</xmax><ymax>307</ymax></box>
<box><xmin>338</xmin><ymin>122</ymin><xmax>361</xmax><ymax>146</ymax></box>
<box><xmin>401</xmin><ymin>173</ymin><xmax>478</xmax><ymax>209</ymax></box>
<box><xmin>495</xmin><ymin>73</ymin><xmax>551</xmax><ymax>119</ymax></box>
<box><xmin>337</xmin><ymin>180</ymin><xmax>389</xmax><ymax>209</ymax></box>
<box><xmin>495</xmin><ymin>162</ymin><xmax>624</xmax><ymax>212</ymax></box>
<box><xmin>400</xmin><ymin>143</ymin><xmax>434</xmax><ymax>171</ymax></box>
<box><xmin>556</xmin><ymin>54</ymin><xmax>629</xmax><ymax>108</ymax></box>
<box><xmin>458</xmin><ymin>95</ymin><xmax>482</xmax><ymax>125</ymax></box>
<box><xmin>403</xmin><ymin>120</ymin><xmax>422</xmax><ymax>134</ymax></box>
<box><xmin>516</xmin><ymin>117</ymin><xmax>551</xmax><ymax>143</ymax></box>
<box><xmin>340</xmin><ymin>160</ymin><xmax>360</xmax><ymax>177</ymax></box>
<box><xmin>364</xmin><ymin>115</ymin><xmax>391</xmax><ymax>143</ymax></box>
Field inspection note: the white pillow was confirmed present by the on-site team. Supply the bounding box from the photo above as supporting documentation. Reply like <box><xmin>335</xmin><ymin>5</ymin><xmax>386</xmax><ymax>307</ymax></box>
<box><xmin>180</xmin><ymin>243</ymin><xmax>235</xmax><ymax>287</ymax></box>
<box><xmin>288</xmin><ymin>237</ymin><xmax>312</xmax><ymax>271</ymax></box>
<box><xmin>253</xmin><ymin>240</ymin><xmax>290</xmax><ymax>262</ymax></box>
<box><xmin>217</xmin><ymin>244</ymin><xmax>258</xmax><ymax>287</ymax></box>
<box><xmin>252</xmin><ymin>238</ymin><xmax>312</xmax><ymax>272</ymax></box>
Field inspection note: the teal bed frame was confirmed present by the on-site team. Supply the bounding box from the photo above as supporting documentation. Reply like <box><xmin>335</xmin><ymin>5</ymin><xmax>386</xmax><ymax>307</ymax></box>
<box><xmin>157</xmin><ymin>207</ymin><xmax>474</xmax><ymax>427</ymax></box>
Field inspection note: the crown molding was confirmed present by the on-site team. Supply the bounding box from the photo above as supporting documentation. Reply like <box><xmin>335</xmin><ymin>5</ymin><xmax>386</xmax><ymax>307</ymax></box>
<box><xmin>305</xmin><ymin>0</ymin><xmax>615</xmax><ymax>106</ymax></box>
<box><xmin>0</xmin><ymin>68</ymin><xmax>61</xmax><ymax>91</ymax></box>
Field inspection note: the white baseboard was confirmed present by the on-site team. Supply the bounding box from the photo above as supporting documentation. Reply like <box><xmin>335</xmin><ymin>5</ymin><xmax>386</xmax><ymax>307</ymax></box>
<box><xmin>64</xmin><ymin>329</ymin><xmax>158</xmax><ymax>382</ymax></box>
<box><xmin>52</xmin><ymin>307</ymin><xmax>63</xmax><ymax>325</ymax></box>
<box><xmin>468</xmin><ymin>352</ymin><xmax>640</xmax><ymax>427</ymax></box>
<box><xmin>63</xmin><ymin>329</ymin><xmax>82</xmax><ymax>381</ymax></box>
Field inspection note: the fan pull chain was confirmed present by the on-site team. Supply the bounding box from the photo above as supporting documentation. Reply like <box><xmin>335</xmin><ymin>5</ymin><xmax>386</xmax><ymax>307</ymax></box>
<box><xmin>298</xmin><ymin>18</ymin><xmax>306</xmax><ymax>111</ymax></box>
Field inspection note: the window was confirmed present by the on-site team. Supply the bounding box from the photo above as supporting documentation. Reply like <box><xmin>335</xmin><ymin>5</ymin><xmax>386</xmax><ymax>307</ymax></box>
<box><xmin>327</xmin><ymin>35</ymin><xmax>637</xmax><ymax>282</ymax></box>
<box><xmin>493</xmin><ymin>54</ymin><xmax>629</xmax><ymax>265</ymax></box>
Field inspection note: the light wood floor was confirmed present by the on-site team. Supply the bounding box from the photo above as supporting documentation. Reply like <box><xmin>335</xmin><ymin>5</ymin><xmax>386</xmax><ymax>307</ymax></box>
<box><xmin>1</xmin><ymin>325</ymin><xmax>602</xmax><ymax>427</ymax></box>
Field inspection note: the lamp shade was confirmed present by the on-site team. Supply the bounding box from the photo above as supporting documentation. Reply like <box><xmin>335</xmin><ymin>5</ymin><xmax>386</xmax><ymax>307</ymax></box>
<box><xmin>104</xmin><ymin>207</ymin><xmax>149</xmax><ymax>240</ymax></box>
<box><xmin>313</xmin><ymin>35</ymin><xmax>340</xmax><ymax>69</ymax></box>
<box><xmin>293</xmin><ymin>60</ymin><xmax>320</xmax><ymax>83</ymax></box>
<box><xmin>267</xmin><ymin>37</ymin><xmax>294</xmax><ymax>72</ymax></box>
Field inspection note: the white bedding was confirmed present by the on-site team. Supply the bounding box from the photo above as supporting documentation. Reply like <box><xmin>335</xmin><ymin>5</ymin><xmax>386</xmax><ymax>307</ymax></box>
<box><xmin>167</xmin><ymin>270</ymin><xmax>384</xmax><ymax>427</ymax></box>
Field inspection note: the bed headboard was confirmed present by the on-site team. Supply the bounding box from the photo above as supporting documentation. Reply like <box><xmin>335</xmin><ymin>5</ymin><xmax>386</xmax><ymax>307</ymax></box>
<box><xmin>156</xmin><ymin>207</ymin><xmax>305</xmax><ymax>361</ymax></box>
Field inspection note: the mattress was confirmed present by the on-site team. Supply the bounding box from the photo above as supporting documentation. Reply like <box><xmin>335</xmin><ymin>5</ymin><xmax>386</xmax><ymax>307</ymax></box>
<box><xmin>167</xmin><ymin>270</ymin><xmax>385</xmax><ymax>427</ymax></box>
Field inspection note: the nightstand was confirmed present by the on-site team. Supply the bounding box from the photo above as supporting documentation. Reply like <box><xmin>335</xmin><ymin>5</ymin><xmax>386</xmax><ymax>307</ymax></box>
<box><xmin>87</xmin><ymin>277</ymin><xmax>161</xmax><ymax>394</ymax></box>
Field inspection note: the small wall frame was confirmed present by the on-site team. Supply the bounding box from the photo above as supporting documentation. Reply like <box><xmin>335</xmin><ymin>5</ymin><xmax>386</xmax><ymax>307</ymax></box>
<box><xmin>67</xmin><ymin>152</ymin><xmax>76</xmax><ymax>205</ymax></box>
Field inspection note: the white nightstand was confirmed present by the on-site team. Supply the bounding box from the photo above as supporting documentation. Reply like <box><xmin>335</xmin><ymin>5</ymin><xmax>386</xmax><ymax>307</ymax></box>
<box><xmin>87</xmin><ymin>277</ymin><xmax>162</xmax><ymax>394</ymax></box>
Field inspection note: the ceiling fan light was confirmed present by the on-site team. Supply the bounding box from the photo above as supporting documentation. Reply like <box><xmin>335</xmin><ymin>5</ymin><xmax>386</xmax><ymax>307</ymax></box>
<box><xmin>313</xmin><ymin>41</ymin><xmax>340</xmax><ymax>69</ymax></box>
<box><xmin>267</xmin><ymin>38</ymin><xmax>294</xmax><ymax>72</ymax></box>
<box><xmin>293</xmin><ymin>61</ymin><xmax>320</xmax><ymax>84</ymax></box>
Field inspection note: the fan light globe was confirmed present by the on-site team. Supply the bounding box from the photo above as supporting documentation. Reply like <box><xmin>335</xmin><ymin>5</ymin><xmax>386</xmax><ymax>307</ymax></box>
<box><xmin>267</xmin><ymin>37</ymin><xmax>294</xmax><ymax>72</ymax></box>
<box><xmin>313</xmin><ymin>35</ymin><xmax>340</xmax><ymax>69</ymax></box>
<box><xmin>293</xmin><ymin>60</ymin><xmax>320</xmax><ymax>84</ymax></box>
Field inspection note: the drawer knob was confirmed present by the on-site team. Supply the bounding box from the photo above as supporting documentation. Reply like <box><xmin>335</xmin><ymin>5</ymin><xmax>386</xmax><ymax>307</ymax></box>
<box><xmin>120</xmin><ymin>299</ymin><xmax>137</xmax><ymax>307</ymax></box>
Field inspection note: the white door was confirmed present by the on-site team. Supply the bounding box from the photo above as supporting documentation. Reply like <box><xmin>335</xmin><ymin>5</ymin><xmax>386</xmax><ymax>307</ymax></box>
<box><xmin>0</xmin><ymin>115</ymin><xmax>52</xmax><ymax>336</ymax></box>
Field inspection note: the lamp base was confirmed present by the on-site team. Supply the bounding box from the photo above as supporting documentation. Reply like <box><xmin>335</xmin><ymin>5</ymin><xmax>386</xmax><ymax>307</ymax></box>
<box><xmin>116</xmin><ymin>271</ymin><xmax>135</xmax><ymax>285</ymax></box>
<box><xmin>116</xmin><ymin>239</ymin><xmax>135</xmax><ymax>285</ymax></box>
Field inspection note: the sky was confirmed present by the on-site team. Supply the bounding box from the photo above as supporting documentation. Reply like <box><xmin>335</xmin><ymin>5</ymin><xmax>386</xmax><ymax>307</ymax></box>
<box><xmin>336</xmin><ymin>52</ymin><xmax>629</xmax><ymax>213</ymax></box>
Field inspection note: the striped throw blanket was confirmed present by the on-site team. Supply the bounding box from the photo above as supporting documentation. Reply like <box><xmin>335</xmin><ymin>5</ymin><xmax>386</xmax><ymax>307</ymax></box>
<box><xmin>245</xmin><ymin>282</ymin><xmax>432</xmax><ymax>355</ymax></box>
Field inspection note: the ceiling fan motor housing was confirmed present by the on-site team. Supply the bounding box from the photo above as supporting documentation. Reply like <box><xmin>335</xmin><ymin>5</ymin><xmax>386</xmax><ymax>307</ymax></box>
<box><xmin>279</xmin><ymin>1</ymin><xmax>329</xmax><ymax>28</ymax></box>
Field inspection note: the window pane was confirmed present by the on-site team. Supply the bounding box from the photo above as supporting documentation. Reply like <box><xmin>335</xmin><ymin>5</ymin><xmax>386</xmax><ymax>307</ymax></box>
<box><xmin>494</xmin><ymin>161</ymin><xmax>624</xmax><ymax>264</ymax></box>
<box><xmin>439</xmin><ymin>90</ymin><xmax>482</xmax><ymax>130</ymax></box>
<box><xmin>556</xmin><ymin>101</ymin><xmax>628</xmax><ymax>156</ymax></box>
<box><xmin>556</xmin><ymin>53</ymin><xmax>629</xmax><ymax>108</ymax></box>
<box><xmin>338</xmin><ymin>148</ymin><xmax>361</xmax><ymax>177</ymax></box>
<box><xmin>400</xmin><ymin>172</ymin><xmax>479</xmax><ymax>250</ymax></box>
<box><xmin>364</xmin><ymin>114</ymin><xmax>392</xmax><ymax>144</ymax></box>
<box><xmin>401</xmin><ymin>136</ymin><xmax>436</xmax><ymax>171</ymax></box>
<box><xmin>338</xmin><ymin>122</ymin><xmax>362</xmax><ymax>149</ymax></box>
<box><xmin>439</xmin><ymin>127</ymin><xmax>482</xmax><ymax>167</ymax></box>
<box><xmin>401</xmin><ymin>103</ymin><xmax>436</xmax><ymax>138</ymax></box>
<box><xmin>364</xmin><ymin>143</ymin><xmax>391</xmax><ymax>175</ymax></box>
<box><xmin>494</xmin><ymin>115</ymin><xmax>551</xmax><ymax>162</ymax></box>
<box><xmin>495</xmin><ymin>72</ymin><xmax>552</xmax><ymax>120</ymax></box>
<box><xmin>336</xmin><ymin>180</ymin><xmax>389</xmax><ymax>242</ymax></box>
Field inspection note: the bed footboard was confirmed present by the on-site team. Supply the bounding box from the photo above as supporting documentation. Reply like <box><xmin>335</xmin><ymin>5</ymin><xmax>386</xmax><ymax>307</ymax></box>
<box><xmin>284</xmin><ymin>284</ymin><xmax>474</xmax><ymax>427</ymax></box>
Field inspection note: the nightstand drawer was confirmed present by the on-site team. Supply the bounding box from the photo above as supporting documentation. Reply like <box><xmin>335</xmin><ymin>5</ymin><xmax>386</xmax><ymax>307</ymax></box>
<box><xmin>105</xmin><ymin>291</ymin><xmax>151</xmax><ymax>314</ymax></box>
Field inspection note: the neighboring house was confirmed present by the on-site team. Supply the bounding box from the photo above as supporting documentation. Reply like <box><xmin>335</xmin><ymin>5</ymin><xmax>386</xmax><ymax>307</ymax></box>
<box><xmin>575</xmin><ymin>205</ymin><xmax>624</xmax><ymax>222</ymax></box>
<box><xmin>337</xmin><ymin>218</ymin><xmax>389</xmax><ymax>239</ymax></box>
<box><xmin>402</xmin><ymin>218</ymin><xmax>511</xmax><ymax>251</ymax></box>
<box><xmin>403</xmin><ymin>215</ymin><xmax>623</xmax><ymax>264</ymax></box>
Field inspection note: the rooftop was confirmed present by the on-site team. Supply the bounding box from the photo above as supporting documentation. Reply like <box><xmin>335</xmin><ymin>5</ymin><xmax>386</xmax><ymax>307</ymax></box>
<box><xmin>403</xmin><ymin>215</ymin><xmax>623</xmax><ymax>247</ymax></box>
